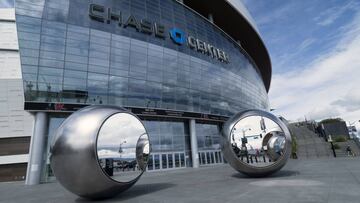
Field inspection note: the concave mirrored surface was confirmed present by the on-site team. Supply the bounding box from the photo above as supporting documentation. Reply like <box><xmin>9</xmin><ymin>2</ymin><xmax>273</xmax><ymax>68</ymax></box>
<box><xmin>97</xmin><ymin>113</ymin><xmax>150</xmax><ymax>182</ymax></box>
<box><xmin>230</xmin><ymin>116</ymin><xmax>285</xmax><ymax>167</ymax></box>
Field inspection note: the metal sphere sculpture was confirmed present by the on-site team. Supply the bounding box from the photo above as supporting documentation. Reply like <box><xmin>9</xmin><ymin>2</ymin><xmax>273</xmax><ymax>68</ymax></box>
<box><xmin>221</xmin><ymin>109</ymin><xmax>292</xmax><ymax>177</ymax></box>
<box><xmin>50</xmin><ymin>105</ymin><xmax>150</xmax><ymax>199</ymax></box>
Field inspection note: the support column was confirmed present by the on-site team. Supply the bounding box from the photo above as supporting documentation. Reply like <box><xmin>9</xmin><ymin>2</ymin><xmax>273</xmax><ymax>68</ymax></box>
<box><xmin>25</xmin><ymin>112</ymin><xmax>48</xmax><ymax>185</ymax></box>
<box><xmin>189</xmin><ymin>119</ymin><xmax>199</xmax><ymax>168</ymax></box>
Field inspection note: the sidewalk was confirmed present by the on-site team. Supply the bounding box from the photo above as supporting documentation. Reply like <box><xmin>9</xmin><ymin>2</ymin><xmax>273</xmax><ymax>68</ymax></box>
<box><xmin>0</xmin><ymin>158</ymin><xmax>359</xmax><ymax>203</ymax></box>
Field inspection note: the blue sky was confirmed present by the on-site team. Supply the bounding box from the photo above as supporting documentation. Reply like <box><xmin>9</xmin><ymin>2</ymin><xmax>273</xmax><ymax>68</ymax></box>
<box><xmin>242</xmin><ymin>0</ymin><xmax>360</xmax><ymax>128</ymax></box>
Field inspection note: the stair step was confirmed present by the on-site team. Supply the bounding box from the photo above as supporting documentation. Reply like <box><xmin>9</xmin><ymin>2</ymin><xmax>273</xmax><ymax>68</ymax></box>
<box><xmin>289</xmin><ymin>123</ymin><xmax>333</xmax><ymax>159</ymax></box>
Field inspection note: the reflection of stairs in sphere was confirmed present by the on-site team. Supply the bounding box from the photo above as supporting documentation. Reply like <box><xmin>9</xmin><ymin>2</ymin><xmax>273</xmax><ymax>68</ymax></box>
<box><xmin>288</xmin><ymin>124</ymin><xmax>332</xmax><ymax>159</ymax></box>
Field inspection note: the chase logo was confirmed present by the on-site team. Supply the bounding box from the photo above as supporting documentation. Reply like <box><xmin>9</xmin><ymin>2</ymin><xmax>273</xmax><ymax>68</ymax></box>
<box><xmin>89</xmin><ymin>4</ymin><xmax>229</xmax><ymax>63</ymax></box>
<box><xmin>169</xmin><ymin>28</ymin><xmax>186</xmax><ymax>45</ymax></box>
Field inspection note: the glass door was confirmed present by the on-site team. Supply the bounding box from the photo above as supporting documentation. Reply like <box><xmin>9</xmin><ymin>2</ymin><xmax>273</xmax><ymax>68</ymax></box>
<box><xmin>161</xmin><ymin>154</ymin><xmax>167</xmax><ymax>169</ymax></box>
<box><xmin>198</xmin><ymin>150</ymin><xmax>224</xmax><ymax>166</ymax></box>
<box><xmin>168</xmin><ymin>154</ymin><xmax>173</xmax><ymax>168</ymax></box>
<box><xmin>154</xmin><ymin>154</ymin><xmax>160</xmax><ymax>170</ymax></box>
<box><xmin>147</xmin><ymin>152</ymin><xmax>186</xmax><ymax>171</ymax></box>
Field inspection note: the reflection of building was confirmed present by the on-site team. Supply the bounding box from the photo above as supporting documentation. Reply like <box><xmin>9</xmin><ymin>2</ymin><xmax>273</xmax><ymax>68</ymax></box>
<box><xmin>0</xmin><ymin>0</ymin><xmax>272</xmax><ymax>183</ymax></box>
<box><xmin>348</xmin><ymin>126</ymin><xmax>357</xmax><ymax>139</ymax></box>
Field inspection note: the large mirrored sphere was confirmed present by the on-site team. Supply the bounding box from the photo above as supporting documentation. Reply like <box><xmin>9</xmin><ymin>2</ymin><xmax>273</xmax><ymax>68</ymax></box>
<box><xmin>50</xmin><ymin>105</ymin><xmax>150</xmax><ymax>199</ymax></box>
<box><xmin>222</xmin><ymin>109</ymin><xmax>292</xmax><ymax>177</ymax></box>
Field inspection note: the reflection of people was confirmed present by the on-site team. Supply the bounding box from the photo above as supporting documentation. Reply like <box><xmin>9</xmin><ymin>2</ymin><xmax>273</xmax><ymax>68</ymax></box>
<box><xmin>346</xmin><ymin>145</ymin><xmax>354</xmax><ymax>156</ymax></box>
<box><xmin>120</xmin><ymin>160</ymin><xmax>137</xmax><ymax>171</ymax></box>
<box><xmin>292</xmin><ymin>151</ymin><xmax>298</xmax><ymax>159</ymax></box>
<box><xmin>104</xmin><ymin>158</ymin><xmax>114</xmax><ymax>176</ymax></box>
<box><xmin>232</xmin><ymin>143</ymin><xmax>240</xmax><ymax>156</ymax></box>
<box><xmin>240</xmin><ymin>145</ymin><xmax>249</xmax><ymax>163</ymax></box>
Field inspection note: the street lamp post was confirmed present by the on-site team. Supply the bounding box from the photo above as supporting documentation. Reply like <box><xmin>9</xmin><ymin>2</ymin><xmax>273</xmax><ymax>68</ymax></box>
<box><xmin>348</xmin><ymin>120</ymin><xmax>360</xmax><ymax>126</ymax></box>
<box><xmin>328</xmin><ymin>135</ymin><xmax>336</xmax><ymax>158</ymax></box>
<box><xmin>241</xmin><ymin>128</ymin><xmax>251</xmax><ymax>163</ymax></box>
<box><xmin>118</xmin><ymin>140</ymin><xmax>127</xmax><ymax>154</ymax></box>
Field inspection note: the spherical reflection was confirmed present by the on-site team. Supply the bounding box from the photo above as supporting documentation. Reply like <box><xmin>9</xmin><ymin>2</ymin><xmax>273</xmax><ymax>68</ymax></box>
<box><xmin>266</xmin><ymin>132</ymin><xmax>286</xmax><ymax>161</ymax></box>
<box><xmin>50</xmin><ymin>105</ymin><xmax>150</xmax><ymax>199</ymax></box>
<box><xmin>136</xmin><ymin>134</ymin><xmax>150</xmax><ymax>171</ymax></box>
<box><xmin>97</xmin><ymin>113</ymin><xmax>150</xmax><ymax>183</ymax></box>
<box><xmin>222</xmin><ymin>110</ymin><xmax>291</xmax><ymax>177</ymax></box>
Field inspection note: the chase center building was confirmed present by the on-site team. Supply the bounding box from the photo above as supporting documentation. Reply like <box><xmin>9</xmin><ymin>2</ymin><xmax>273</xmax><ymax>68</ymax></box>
<box><xmin>0</xmin><ymin>0</ymin><xmax>271</xmax><ymax>184</ymax></box>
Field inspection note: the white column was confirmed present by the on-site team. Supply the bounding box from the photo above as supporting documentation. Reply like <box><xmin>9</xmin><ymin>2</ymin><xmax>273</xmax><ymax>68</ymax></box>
<box><xmin>25</xmin><ymin>112</ymin><xmax>47</xmax><ymax>185</ymax></box>
<box><xmin>189</xmin><ymin>119</ymin><xmax>199</xmax><ymax>168</ymax></box>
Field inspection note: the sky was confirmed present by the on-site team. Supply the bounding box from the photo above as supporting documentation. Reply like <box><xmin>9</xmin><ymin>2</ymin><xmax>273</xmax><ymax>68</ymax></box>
<box><xmin>242</xmin><ymin>0</ymin><xmax>360</xmax><ymax>130</ymax></box>
<box><xmin>97</xmin><ymin>113</ymin><xmax>147</xmax><ymax>159</ymax></box>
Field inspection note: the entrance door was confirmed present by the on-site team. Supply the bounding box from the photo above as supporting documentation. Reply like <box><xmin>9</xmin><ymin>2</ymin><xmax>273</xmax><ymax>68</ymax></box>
<box><xmin>147</xmin><ymin>152</ymin><xmax>186</xmax><ymax>171</ymax></box>
<box><xmin>168</xmin><ymin>154</ymin><xmax>173</xmax><ymax>169</ymax></box>
<box><xmin>161</xmin><ymin>154</ymin><xmax>167</xmax><ymax>169</ymax></box>
<box><xmin>198</xmin><ymin>150</ymin><xmax>224</xmax><ymax>165</ymax></box>
<box><xmin>154</xmin><ymin>154</ymin><xmax>160</xmax><ymax>170</ymax></box>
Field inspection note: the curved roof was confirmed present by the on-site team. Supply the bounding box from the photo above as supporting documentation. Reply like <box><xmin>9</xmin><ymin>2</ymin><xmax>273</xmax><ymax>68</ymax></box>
<box><xmin>226</xmin><ymin>0</ymin><xmax>259</xmax><ymax>32</ymax></box>
<box><xmin>182</xmin><ymin>0</ymin><xmax>272</xmax><ymax>92</ymax></box>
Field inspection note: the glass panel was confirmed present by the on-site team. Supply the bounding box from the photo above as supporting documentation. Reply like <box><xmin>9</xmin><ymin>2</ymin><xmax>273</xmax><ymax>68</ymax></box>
<box><xmin>162</xmin><ymin>154</ymin><xmax>167</xmax><ymax>169</ymax></box>
<box><xmin>180</xmin><ymin>153</ymin><xmax>185</xmax><ymax>167</ymax></box>
<box><xmin>198</xmin><ymin>152</ymin><xmax>202</xmax><ymax>165</ymax></box>
<box><xmin>154</xmin><ymin>154</ymin><xmax>160</xmax><ymax>170</ymax></box>
<box><xmin>0</xmin><ymin>0</ymin><xmax>14</xmax><ymax>8</ymax></box>
<box><xmin>175</xmin><ymin>153</ymin><xmax>180</xmax><ymax>167</ymax></box>
<box><xmin>143</xmin><ymin>120</ymin><xmax>187</xmax><ymax>154</ymax></box>
<box><xmin>210</xmin><ymin>152</ymin><xmax>214</xmax><ymax>164</ymax></box>
<box><xmin>206</xmin><ymin>152</ymin><xmax>211</xmax><ymax>164</ymax></box>
<box><xmin>168</xmin><ymin>154</ymin><xmax>173</xmax><ymax>168</ymax></box>
<box><xmin>201</xmin><ymin>152</ymin><xmax>206</xmax><ymax>165</ymax></box>
<box><xmin>215</xmin><ymin>152</ymin><xmax>219</xmax><ymax>163</ymax></box>
<box><xmin>196</xmin><ymin>123</ymin><xmax>222</xmax><ymax>151</ymax></box>
<box><xmin>148</xmin><ymin>155</ymin><xmax>153</xmax><ymax>170</ymax></box>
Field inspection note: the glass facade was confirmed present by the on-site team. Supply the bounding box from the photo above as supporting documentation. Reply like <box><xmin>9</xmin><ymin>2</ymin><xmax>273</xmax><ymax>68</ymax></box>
<box><xmin>0</xmin><ymin>0</ymin><xmax>14</xmax><ymax>8</ymax></box>
<box><xmin>196</xmin><ymin>123</ymin><xmax>221</xmax><ymax>151</ymax></box>
<box><xmin>196</xmin><ymin>122</ymin><xmax>224</xmax><ymax>165</ymax></box>
<box><xmin>12</xmin><ymin>0</ymin><xmax>271</xmax><ymax>179</ymax></box>
<box><xmin>15</xmin><ymin>0</ymin><xmax>269</xmax><ymax>118</ymax></box>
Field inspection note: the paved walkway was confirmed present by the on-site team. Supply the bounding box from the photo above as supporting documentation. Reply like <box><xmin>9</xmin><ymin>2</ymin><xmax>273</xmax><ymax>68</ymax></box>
<box><xmin>1</xmin><ymin>158</ymin><xmax>360</xmax><ymax>203</ymax></box>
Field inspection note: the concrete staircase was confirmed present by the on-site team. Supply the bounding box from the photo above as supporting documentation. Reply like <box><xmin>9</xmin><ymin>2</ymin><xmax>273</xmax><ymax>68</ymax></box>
<box><xmin>288</xmin><ymin>123</ymin><xmax>332</xmax><ymax>159</ymax></box>
<box><xmin>335</xmin><ymin>140</ymin><xmax>360</xmax><ymax>157</ymax></box>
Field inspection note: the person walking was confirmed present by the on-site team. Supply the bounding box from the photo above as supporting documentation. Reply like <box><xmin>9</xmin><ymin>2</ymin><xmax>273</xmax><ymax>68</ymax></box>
<box><xmin>346</xmin><ymin>145</ymin><xmax>354</xmax><ymax>156</ymax></box>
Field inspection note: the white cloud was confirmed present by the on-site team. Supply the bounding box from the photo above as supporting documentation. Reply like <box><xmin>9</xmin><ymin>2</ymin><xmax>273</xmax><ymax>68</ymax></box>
<box><xmin>298</xmin><ymin>38</ymin><xmax>316</xmax><ymax>52</ymax></box>
<box><xmin>251</xmin><ymin>1</ymin><xmax>297</xmax><ymax>26</ymax></box>
<box><xmin>314</xmin><ymin>1</ymin><xmax>358</xmax><ymax>26</ymax></box>
<box><xmin>332</xmin><ymin>90</ymin><xmax>360</xmax><ymax>112</ymax></box>
<box><xmin>269</xmin><ymin>12</ymin><xmax>360</xmax><ymax>130</ymax></box>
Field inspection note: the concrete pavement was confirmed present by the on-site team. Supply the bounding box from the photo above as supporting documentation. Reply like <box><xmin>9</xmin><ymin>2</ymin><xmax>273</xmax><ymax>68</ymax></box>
<box><xmin>0</xmin><ymin>158</ymin><xmax>359</xmax><ymax>203</ymax></box>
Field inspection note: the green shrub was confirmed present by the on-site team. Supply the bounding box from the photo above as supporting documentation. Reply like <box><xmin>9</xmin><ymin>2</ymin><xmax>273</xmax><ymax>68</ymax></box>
<box><xmin>334</xmin><ymin>136</ymin><xmax>347</xmax><ymax>142</ymax></box>
<box><xmin>333</xmin><ymin>143</ymin><xmax>340</xmax><ymax>149</ymax></box>
<box><xmin>291</xmin><ymin>137</ymin><xmax>297</xmax><ymax>153</ymax></box>
<box><xmin>289</xmin><ymin>129</ymin><xmax>298</xmax><ymax>158</ymax></box>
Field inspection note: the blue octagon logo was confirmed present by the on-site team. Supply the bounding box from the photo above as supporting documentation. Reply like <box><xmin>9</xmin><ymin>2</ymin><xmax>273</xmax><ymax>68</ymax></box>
<box><xmin>169</xmin><ymin>28</ymin><xmax>186</xmax><ymax>45</ymax></box>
